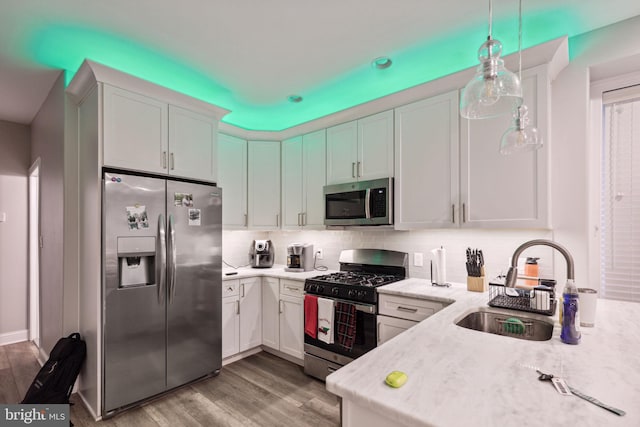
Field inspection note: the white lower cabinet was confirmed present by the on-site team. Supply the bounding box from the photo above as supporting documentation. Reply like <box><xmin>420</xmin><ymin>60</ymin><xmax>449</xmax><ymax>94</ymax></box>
<box><xmin>221</xmin><ymin>281</ymin><xmax>240</xmax><ymax>358</ymax></box>
<box><xmin>262</xmin><ymin>278</ymin><xmax>304</xmax><ymax>361</ymax></box>
<box><xmin>222</xmin><ymin>278</ymin><xmax>262</xmax><ymax>359</ymax></box>
<box><xmin>377</xmin><ymin>294</ymin><xmax>447</xmax><ymax>345</ymax></box>
<box><xmin>262</xmin><ymin>277</ymin><xmax>280</xmax><ymax>350</ymax></box>
<box><xmin>377</xmin><ymin>315</ymin><xmax>418</xmax><ymax>345</ymax></box>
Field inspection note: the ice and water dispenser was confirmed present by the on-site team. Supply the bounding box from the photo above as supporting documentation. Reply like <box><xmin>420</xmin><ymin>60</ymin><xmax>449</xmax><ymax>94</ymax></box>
<box><xmin>117</xmin><ymin>236</ymin><xmax>156</xmax><ymax>287</ymax></box>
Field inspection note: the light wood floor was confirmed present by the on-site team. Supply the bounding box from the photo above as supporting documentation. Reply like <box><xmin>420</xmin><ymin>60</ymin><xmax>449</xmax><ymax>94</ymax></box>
<box><xmin>0</xmin><ymin>341</ymin><xmax>340</xmax><ymax>427</ymax></box>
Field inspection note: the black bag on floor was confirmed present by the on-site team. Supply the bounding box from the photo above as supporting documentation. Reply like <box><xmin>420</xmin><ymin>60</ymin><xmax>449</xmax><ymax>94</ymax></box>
<box><xmin>21</xmin><ymin>332</ymin><xmax>87</xmax><ymax>404</ymax></box>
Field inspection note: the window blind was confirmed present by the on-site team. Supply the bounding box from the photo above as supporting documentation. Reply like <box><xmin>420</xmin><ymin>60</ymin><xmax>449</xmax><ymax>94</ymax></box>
<box><xmin>601</xmin><ymin>86</ymin><xmax>640</xmax><ymax>302</ymax></box>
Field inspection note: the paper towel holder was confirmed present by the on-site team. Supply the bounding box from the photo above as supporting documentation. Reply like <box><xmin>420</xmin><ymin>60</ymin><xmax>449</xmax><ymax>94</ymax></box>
<box><xmin>430</xmin><ymin>246</ymin><xmax>451</xmax><ymax>287</ymax></box>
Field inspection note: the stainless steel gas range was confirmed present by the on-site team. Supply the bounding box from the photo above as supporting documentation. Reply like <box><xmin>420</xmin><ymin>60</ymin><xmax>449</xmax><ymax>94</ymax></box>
<box><xmin>303</xmin><ymin>249</ymin><xmax>408</xmax><ymax>381</ymax></box>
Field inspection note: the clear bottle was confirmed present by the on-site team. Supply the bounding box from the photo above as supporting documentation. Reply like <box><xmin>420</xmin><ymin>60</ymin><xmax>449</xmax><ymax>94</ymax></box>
<box><xmin>560</xmin><ymin>279</ymin><xmax>581</xmax><ymax>344</ymax></box>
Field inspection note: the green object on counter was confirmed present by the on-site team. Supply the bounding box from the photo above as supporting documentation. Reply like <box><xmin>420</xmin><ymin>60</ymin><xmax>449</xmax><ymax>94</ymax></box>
<box><xmin>503</xmin><ymin>317</ymin><xmax>525</xmax><ymax>334</ymax></box>
<box><xmin>385</xmin><ymin>371</ymin><xmax>408</xmax><ymax>388</ymax></box>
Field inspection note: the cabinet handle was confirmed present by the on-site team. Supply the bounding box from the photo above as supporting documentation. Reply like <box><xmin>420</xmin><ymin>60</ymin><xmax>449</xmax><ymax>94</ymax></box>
<box><xmin>352</xmin><ymin>162</ymin><xmax>356</xmax><ymax>178</ymax></box>
<box><xmin>170</xmin><ymin>152</ymin><xmax>175</xmax><ymax>170</ymax></box>
<box><xmin>236</xmin><ymin>300</ymin><xmax>240</xmax><ymax>315</ymax></box>
<box><xmin>276</xmin><ymin>214</ymin><xmax>280</xmax><ymax>227</ymax></box>
<box><xmin>162</xmin><ymin>151</ymin><xmax>167</xmax><ymax>168</ymax></box>
<box><xmin>244</xmin><ymin>214</ymin><xmax>248</xmax><ymax>227</ymax></box>
<box><xmin>452</xmin><ymin>204</ymin><xmax>455</xmax><ymax>224</ymax></box>
<box><xmin>397</xmin><ymin>306</ymin><xmax>418</xmax><ymax>313</ymax></box>
<box><xmin>241</xmin><ymin>283</ymin><xmax>245</xmax><ymax>298</ymax></box>
<box><xmin>377</xmin><ymin>321</ymin><xmax>381</xmax><ymax>345</ymax></box>
<box><xmin>298</xmin><ymin>212</ymin><xmax>302</xmax><ymax>226</ymax></box>
<box><xmin>462</xmin><ymin>203</ymin><xmax>466</xmax><ymax>223</ymax></box>
<box><xmin>279</xmin><ymin>300</ymin><xmax>283</xmax><ymax>314</ymax></box>
<box><xmin>285</xmin><ymin>286</ymin><xmax>300</xmax><ymax>292</ymax></box>
<box><xmin>302</xmin><ymin>212</ymin><xmax>306</xmax><ymax>226</ymax></box>
<box><xmin>357</xmin><ymin>161</ymin><xmax>362</xmax><ymax>177</ymax></box>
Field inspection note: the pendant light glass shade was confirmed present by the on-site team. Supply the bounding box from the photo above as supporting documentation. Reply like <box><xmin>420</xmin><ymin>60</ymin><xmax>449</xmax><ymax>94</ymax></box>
<box><xmin>499</xmin><ymin>105</ymin><xmax>543</xmax><ymax>154</ymax></box>
<box><xmin>460</xmin><ymin>38</ymin><xmax>522</xmax><ymax>119</ymax></box>
<box><xmin>498</xmin><ymin>0</ymin><xmax>543</xmax><ymax>155</ymax></box>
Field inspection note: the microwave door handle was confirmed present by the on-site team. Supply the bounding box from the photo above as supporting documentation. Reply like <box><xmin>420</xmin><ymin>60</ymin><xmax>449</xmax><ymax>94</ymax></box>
<box><xmin>365</xmin><ymin>188</ymin><xmax>371</xmax><ymax>219</ymax></box>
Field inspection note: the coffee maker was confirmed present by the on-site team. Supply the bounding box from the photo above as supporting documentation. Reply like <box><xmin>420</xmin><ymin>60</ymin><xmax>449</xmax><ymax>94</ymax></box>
<box><xmin>285</xmin><ymin>243</ymin><xmax>314</xmax><ymax>272</ymax></box>
<box><xmin>249</xmin><ymin>240</ymin><xmax>275</xmax><ymax>268</ymax></box>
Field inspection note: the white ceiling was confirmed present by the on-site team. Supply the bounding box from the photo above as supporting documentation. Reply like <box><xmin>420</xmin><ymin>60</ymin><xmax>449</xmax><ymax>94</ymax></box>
<box><xmin>1</xmin><ymin>0</ymin><xmax>640</xmax><ymax>126</ymax></box>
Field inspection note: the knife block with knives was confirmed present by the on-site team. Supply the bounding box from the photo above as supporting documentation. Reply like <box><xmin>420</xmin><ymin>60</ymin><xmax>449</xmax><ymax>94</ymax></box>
<box><xmin>466</xmin><ymin>248</ymin><xmax>487</xmax><ymax>292</ymax></box>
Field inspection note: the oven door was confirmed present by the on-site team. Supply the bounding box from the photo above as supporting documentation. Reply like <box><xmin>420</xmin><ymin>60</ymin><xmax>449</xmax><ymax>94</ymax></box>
<box><xmin>304</xmin><ymin>297</ymin><xmax>377</xmax><ymax>360</ymax></box>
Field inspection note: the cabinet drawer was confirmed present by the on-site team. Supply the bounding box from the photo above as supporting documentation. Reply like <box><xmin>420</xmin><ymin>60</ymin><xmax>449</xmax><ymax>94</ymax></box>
<box><xmin>378</xmin><ymin>294</ymin><xmax>444</xmax><ymax>322</ymax></box>
<box><xmin>222</xmin><ymin>280</ymin><xmax>239</xmax><ymax>297</ymax></box>
<box><xmin>280</xmin><ymin>279</ymin><xmax>304</xmax><ymax>298</ymax></box>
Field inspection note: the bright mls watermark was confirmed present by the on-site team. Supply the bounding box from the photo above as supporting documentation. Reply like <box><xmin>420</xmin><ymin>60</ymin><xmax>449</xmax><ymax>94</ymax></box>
<box><xmin>0</xmin><ymin>405</ymin><xmax>69</xmax><ymax>426</ymax></box>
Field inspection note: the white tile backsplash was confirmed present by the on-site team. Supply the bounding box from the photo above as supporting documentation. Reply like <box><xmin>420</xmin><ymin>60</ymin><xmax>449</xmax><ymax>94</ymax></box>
<box><xmin>223</xmin><ymin>228</ymin><xmax>556</xmax><ymax>283</ymax></box>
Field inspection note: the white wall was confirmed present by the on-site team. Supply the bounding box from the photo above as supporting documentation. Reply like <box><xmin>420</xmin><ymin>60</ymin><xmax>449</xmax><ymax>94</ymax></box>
<box><xmin>551</xmin><ymin>14</ymin><xmax>640</xmax><ymax>291</ymax></box>
<box><xmin>0</xmin><ymin>120</ymin><xmax>30</xmax><ymax>344</ymax></box>
<box><xmin>30</xmin><ymin>71</ymin><xmax>66</xmax><ymax>354</ymax></box>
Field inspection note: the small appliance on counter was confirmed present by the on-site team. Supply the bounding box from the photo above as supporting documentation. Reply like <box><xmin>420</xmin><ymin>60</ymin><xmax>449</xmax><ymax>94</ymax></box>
<box><xmin>285</xmin><ymin>243</ymin><xmax>314</xmax><ymax>272</ymax></box>
<box><xmin>249</xmin><ymin>240</ymin><xmax>274</xmax><ymax>268</ymax></box>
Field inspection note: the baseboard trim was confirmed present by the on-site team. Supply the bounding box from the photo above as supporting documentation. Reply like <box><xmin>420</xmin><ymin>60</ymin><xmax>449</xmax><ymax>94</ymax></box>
<box><xmin>222</xmin><ymin>347</ymin><xmax>262</xmax><ymax>366</ymax></box>
<box><xmin>77</xmin><ymin>391</ymin><xmax>101</xmax><ymax>422</ymax></box>
<box><xmin>0</xmin><ymin>330</ymin><xmax>28</xmax><ymax>346</ymax></box>
<box><xmin>261</xmin><ymin>346</ymin><xmax>304</xmax><ymax>367</ymax></box>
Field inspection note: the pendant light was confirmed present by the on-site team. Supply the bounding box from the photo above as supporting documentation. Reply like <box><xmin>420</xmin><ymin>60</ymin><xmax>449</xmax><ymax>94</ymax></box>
<box><xmin>460</xmin><ymin>0</ymin><xmax>522</xmax><ymax>119</ymax></box>
<box><xmin>499</xmin><ymin>0</ymin><xmax>543</xmax><ymax>154</ymax></box>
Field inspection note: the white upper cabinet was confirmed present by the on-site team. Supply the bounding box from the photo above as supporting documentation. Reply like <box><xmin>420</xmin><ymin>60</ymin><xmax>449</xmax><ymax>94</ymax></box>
<box><xmin>218</xmin><ymin>134</ymin><xmax>247</xmax><ymax>229</ymax></box>
<box><xmin>460</xmin><ymin>65</ymin><xmax>550</xmax><ymax>228</ymax></box>
<box><xmin>303</xmin><ymin>129</ymin><xmax>327</xmax><ymax>228</ymax></box>
<box><xmin>394</xmin><ymin>65</ymin><xmax>551</xmax><ymax>230</ymax></box>
<box><xmin>248</xmin><ymin>140</ymin><xmax>281</xmax><ymax>229</ymax></box>
<box><xmin>326</xmin><ymin>110</ymin><xmax>393</xmax><ymax>184</ymax></box>
<box><xmin>168</xmin><ymin>105</ymin><xmax>217</xmax><ymax>182</ymax></box>
<box><xmin>282</xmin><ymin>129</ymin><xmax>326</xmax><ymax>229</ymax></box>
<box><xmin>103</xmin><ymin>85</ymin><xmax>168</xmax><ymax>175</ymax></box>
<box><xmin>394</xmin><ymin>91</ymin><xmax>460</xmax><ymax>229</ymax></box>
<box><xmin>358</xmin><ymin>110</ymin><xmax>394</xmax><ymax>181</ymax></box>
<box><xmin>102</xmin><ymin>83</ymin><xmax>220</xmax><ymax>182</ymax></box>
<box><xmin>282</xmin><ymin>136</ymin><xmax>304</xmax><ymax>229</ymax></box>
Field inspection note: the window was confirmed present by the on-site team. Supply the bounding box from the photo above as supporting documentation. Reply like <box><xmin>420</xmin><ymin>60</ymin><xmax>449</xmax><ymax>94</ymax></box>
<box><xmin>601</xmin><ymin>85</ymin><xmax>640</xmax><ymax>302</ymax></box>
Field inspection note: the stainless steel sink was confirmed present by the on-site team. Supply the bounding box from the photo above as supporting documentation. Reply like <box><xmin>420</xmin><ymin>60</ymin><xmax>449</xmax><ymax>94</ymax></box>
<box><xmin>455</xmin><ymin>307</ymin><xmax>555</xmax><ymax>341</ymax></box>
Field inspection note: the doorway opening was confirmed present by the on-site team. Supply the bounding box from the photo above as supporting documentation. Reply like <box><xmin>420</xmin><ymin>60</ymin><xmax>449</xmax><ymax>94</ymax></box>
<box><xmin>28</xmin><ymin>158</ymin><xmax>41</xmax><ymax>347</ymax></box>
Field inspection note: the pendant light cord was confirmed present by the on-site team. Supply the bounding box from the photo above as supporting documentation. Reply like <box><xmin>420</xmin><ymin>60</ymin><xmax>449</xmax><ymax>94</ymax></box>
<box><xmin>518</xmin><ymin>0</ymin><xmax>523</xmax><ymax>80</ymax></box>
<box><xmin>488</xmin><ymin>0</ymin><xmax>493</xmax><ymax>39</ymax></box>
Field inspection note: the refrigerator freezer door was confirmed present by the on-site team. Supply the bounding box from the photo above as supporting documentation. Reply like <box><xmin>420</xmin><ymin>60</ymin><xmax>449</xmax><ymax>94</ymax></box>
<box><xmin>166</xmin><ymin>181</ymin><xmax>222</xmax><ymax>388</ymax></box>
<box><xmin>103</xmin><ymin>172</ymin><xmax>167</xmax><ymax>412</ymax></box>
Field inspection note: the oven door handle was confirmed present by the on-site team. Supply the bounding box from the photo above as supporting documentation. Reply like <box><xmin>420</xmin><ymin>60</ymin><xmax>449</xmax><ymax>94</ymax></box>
<box><xmin>311</xmin><ymin>295</ymin><xmax>376</xmax><ymax>314</ymax></box>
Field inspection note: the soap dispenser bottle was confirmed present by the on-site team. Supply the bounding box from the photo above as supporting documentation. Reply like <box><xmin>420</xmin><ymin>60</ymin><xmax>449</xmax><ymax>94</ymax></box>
<box><xmin>560</xmin><ymin>279</ymin><xmax>581</xmax><ymax>344</ymax></box>
<box><xmin>524</xmin><ymin>257</ymin><xmax>540</xmax><ymax>286</ymax></box>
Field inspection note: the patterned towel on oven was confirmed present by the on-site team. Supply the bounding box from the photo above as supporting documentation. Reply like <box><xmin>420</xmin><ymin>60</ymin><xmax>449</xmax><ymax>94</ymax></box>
<box><xmin>335</xmin><ymin>302</ymin><xmax>357</xmax><ymax>351</ymax></box>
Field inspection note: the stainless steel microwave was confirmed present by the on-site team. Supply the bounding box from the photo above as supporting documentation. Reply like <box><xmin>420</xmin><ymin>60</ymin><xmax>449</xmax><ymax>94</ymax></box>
<box><xmin>324</xmin><ymin>177</ymin><xmax>393</xmax><ymax>226</ymax></box>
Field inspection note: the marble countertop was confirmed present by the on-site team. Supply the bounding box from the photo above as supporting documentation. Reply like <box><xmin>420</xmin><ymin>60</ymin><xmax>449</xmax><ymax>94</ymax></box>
<box><xmin>326</xmin><ymin>278</ymin><xmax>640</xmax><ymax>426</ymax></box>
<box><xmin>222</xmin><ymin>265</ymin><xmax>336</xmax><ymax>281</ymax></box>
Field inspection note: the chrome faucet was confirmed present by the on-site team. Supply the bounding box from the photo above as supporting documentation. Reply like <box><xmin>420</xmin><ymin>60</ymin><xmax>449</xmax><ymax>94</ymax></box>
<box><xmin>505</xmin><ymin>239</ymin><xmax>574</xmax><ymax>287</ymax></box>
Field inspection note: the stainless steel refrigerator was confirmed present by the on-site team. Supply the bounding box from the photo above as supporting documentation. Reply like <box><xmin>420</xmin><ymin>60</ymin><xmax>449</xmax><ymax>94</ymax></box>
<box><xmin>102</xmin><ymin>170</ymin><xmax>222</xmax><ymax>414</ymax></box>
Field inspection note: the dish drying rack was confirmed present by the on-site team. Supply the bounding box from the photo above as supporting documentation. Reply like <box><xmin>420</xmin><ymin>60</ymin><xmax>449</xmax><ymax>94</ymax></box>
<box><xmin>488</xmin><ymin>282</ymin><xmax>557</xmax><ymax>316</ymax></box>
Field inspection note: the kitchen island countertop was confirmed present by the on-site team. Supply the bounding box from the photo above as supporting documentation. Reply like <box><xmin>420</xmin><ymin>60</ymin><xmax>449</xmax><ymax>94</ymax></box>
<box><xmin>326</xmin><ymin>278</ymin><xmax>640</xmax><ymax>426</ymax></box>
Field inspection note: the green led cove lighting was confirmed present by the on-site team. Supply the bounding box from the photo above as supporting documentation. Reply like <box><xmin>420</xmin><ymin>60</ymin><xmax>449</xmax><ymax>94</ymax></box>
<box><xmin>25</xmin><ymin>10</ymin><xmax>579</xmax><ymax>131</ymax></box>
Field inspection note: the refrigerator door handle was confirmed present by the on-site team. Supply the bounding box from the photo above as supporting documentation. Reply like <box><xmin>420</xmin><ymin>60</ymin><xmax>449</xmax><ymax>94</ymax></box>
<box><xmin>167</xmin><ymin>214</ymin><xmax>177</xmax><ymax>303</ymax></box>
<box><xmin>156</xmin><ymin>214</ymin><xmax>167</xmax><ymax>304</ymax></box>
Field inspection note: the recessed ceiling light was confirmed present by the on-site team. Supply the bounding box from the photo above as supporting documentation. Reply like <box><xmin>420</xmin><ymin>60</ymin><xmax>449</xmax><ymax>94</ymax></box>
<box><xmin>372</xmin><ymin>56</ymin><xmax>392</xmax><ymax>70</ymax></box>
<box><xmin>288</xmin><ymin>95</ymin><xmax>303</xmax><ymax>103</ymax></box>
